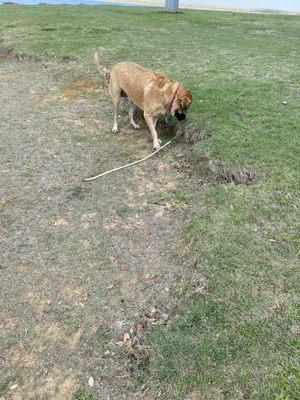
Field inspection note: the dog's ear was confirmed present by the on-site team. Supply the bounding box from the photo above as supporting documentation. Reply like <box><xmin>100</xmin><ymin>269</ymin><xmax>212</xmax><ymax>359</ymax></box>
<box><xmin>155</xmin><ymin>73</ymin><xmax>167</xmax><ymax>89</ymax></box>
<box><xmin>178</xmin><ymin>88</ymin><xmax>192</xmax><ymax>110</ymax></box>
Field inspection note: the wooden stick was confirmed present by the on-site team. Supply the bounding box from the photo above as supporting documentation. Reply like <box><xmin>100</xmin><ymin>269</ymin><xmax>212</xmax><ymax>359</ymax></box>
<box><xmin>83</xmin><ymin>139</ymin><xmax>172</xmax><ymax>181</ymax></box>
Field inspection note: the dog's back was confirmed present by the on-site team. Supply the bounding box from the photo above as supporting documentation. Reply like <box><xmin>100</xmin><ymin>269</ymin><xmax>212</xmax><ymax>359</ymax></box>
<box><xmin>110</xmin><ymin>61</ymin><xmax>159</xmax><ymax>108</ymax></box>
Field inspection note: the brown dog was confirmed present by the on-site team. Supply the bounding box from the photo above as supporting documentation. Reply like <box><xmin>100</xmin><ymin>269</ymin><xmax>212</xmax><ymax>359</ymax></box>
<box><xmin>94</xmin><ymin>52</ymin><xmax>192</xmax><ymax>149</ymax></box>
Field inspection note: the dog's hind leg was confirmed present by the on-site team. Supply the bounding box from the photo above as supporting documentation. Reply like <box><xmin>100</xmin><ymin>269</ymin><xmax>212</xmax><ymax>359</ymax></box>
<box><xmin>109</xmin><ymin>80</ymin><xmax>121</xmax><ymax>133</ymax></box>
<box><xmin>111</xmin><ymin>93</ymin><xmax>120</xmax><ymax>133</ymax></box>
<box><xmin>128</xmin><ymin>101</ymin><xmax>140</xmax><ymax>130</ymax></box>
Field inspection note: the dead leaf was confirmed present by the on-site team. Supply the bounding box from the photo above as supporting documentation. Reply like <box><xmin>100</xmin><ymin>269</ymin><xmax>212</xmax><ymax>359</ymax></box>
<box><xmin>145</xmin><ymin>273</ymin><xmax>157</xmax><ymax>280</ymax></box>
<box><xmin>54</xmin><ymin>218</ymin><xmax>68</xmax><ymax>226</ymax></box>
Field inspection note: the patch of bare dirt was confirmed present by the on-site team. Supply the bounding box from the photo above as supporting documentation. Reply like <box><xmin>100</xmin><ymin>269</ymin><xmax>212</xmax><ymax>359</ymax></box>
<box><xmin>0</xmin><ymin>58</ymin><xmax>209</xmax><ymax>399</ymax></box>
<box><xmin>0</xmin><ymin>56</ymin><xmax>254</xmax><ymax>399</ymax></box>
<box><xmin>0</xmin><ymin>46</ymin><xmax>75</xmax><ymax>63</ymax></box>
<box><xmin>175</xmin><ymin>151</ymin><xmax>255</xmax><ymax>185</ymax></box>
<box><xmin>193</xmin><ymin>154</ymin><xmax>255</xmax><ymax>185</ymax></box>
<box><xmin>59</xmin><ymin>75</ymin><xmax>100</xmax><ymax>101</ymax></box>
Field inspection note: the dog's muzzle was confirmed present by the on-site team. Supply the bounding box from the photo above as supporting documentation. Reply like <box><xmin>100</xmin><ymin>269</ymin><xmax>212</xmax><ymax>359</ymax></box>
<box><xmin>175</xmin><ymin>111</ymin><xmax>186</xmax><ymax>121</ymax></box>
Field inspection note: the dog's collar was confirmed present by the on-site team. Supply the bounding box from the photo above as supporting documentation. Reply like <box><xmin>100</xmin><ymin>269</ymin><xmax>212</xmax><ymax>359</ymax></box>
<box><xmin>166</xmin><ymin>84</ymin><xmax>180</xmax><ymax>113</ymax></box>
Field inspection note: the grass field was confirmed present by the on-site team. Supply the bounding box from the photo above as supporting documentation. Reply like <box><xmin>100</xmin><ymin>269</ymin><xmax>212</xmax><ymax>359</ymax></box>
<box><xmin>0</xmin><ymin>4</ymin><xmax>299</xmax><ymax>399</ymax></box>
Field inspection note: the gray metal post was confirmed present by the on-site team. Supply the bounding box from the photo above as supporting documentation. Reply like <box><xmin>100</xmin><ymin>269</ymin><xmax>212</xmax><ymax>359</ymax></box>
<box><xmin>165</xmin><ymin>0</ymin><xmax>179</xmax><ymax>13</ymax></box>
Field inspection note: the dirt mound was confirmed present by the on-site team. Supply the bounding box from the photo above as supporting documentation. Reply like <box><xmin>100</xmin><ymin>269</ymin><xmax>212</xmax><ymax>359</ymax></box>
<box><xmin>0</xmin><ymin>46</ymin><xmax>75</xmax><ymax>63</ymax></box>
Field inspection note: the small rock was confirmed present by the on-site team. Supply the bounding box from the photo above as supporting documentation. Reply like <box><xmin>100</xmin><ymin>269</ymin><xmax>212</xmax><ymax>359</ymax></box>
<box><xmin>54</xmin><ymin>218</ymin><xmax>68</xmax><ymax>226</ymax></box>
<box><xmin>9</xmin><ymin>383</ymin><xmax>18</xmax><ymax>390</ymax></box>
<box><xmin>282</xmin><ymin>101</ymin><xmax>287</xmax><ymax>105</ymax></box>
<box><xmin>88</xmin><ymin>376</ymin><xmax>94</xmax><ymax>387</ymax></box>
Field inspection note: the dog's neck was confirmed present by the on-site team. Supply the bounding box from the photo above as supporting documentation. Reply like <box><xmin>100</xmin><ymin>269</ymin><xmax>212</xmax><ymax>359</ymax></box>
<box><xmin>166</xmin><ymin>84</ymin><xmax>180</xmax><ymax>113</ymax></box>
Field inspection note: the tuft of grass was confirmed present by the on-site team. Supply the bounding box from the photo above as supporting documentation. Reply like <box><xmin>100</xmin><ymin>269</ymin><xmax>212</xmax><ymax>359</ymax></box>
<box><xmin>84</xmin><ymin>324</ymin><xmax>111</xmax><ymax>359</ymax></box>
<box><xmin>73</xmin><ymin>388</ymin><xmax>93</xmax><ymax>400</ymax></box>
<box><xmin>93</xmin><ymin>325</ymin><xmax>111</xmax><ymax>350</ymax></box>
<box><xmin>40</xmin><ymin>27</ymin><xmax>57</xmax><ymax>32</ymax></box>
<box><xmin>166</xmin><ymin>188</ymin><xmax>189</xmax><ymax>205</ymax></box>
<box><xmin>115</xmin><ymin>204</ymin><xmax>133</xmax><ymax>217</ymax></box>
<box><xmin>0</xmin><ymin>377</ymin><xmax>13</xmax><ymax>396</ymax></box>
<box><xmin>70</xmin><ymin>135</ymin><xmax>89</xmax><ymax>143</ymax></box>
<box><xmin>66</xmin><ymin>186</ymin><xmax>87</xmax><ymax>200</ymax></box>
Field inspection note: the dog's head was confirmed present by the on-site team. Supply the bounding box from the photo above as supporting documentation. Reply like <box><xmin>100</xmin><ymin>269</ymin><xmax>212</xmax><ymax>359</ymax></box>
<box><xmin>172</xmin><ymin>86</ymin><xmax>192</xmax><ymax>121</ymax></box>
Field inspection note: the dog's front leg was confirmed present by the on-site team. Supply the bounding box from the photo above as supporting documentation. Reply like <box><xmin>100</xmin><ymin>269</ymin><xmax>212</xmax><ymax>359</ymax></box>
<box><xmin>144</xmin><ymin>113</ymin><xmax>161</xmax><ymax>149</ymax></box>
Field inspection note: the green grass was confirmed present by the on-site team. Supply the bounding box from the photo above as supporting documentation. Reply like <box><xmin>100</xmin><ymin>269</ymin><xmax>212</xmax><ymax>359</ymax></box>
<box><xmin>73</xmin><ymin>388</ymin><xmax>94</xmax><ymax>400</ymax></box>
<box><xmin>1</xmin><ymin>5</ymin><xmax>299</xmax><ymax>399</ymax></box>
<box><xmin>66</xmin><ymin>185</ymin><xmax>88</xmax><ymax>200</ymax></box>
<box><xmin>116</xmin><ymin>204</ymin><xmax>133</xmax><ymax>217</ymax></box>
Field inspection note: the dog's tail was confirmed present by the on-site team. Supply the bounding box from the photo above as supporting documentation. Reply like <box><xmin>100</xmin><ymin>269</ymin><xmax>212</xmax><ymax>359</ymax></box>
<box><xmin>94</xmin><ymin>50</ymin><xmax>110</xmax><ymax>87</ymax></box>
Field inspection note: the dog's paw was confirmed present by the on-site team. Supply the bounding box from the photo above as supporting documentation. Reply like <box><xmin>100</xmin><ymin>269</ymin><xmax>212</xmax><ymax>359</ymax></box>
<box><xmin>111</xmin><ymin>126</ymin><xmax>118</xmax><ymax>134</ymax></box>
<box><xmin>153</xmin><ymin>140</ymin><xmax>161</xmax><ymax>150</ymax></box>
<box><xmin>131</xmin><ymin>122</ymin><xmax>140</xmax><ymax>130</ymax></box>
